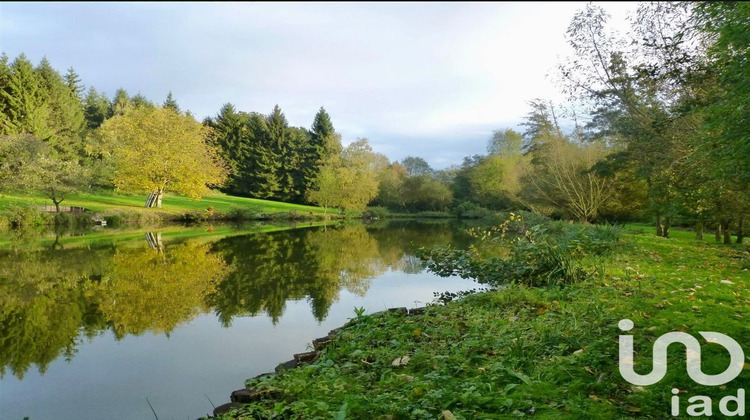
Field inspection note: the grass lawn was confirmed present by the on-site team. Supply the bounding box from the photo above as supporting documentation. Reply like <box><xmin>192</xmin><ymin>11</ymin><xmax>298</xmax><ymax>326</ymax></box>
<box><xmin>217</xmin><ymin>223</ymin><xmax>750</xmax><ymax>419</ymax></box>
<box><xmin>0</xmin><ymin>190</ymin><xmax>327</xmax><ymax>215</ymax></box>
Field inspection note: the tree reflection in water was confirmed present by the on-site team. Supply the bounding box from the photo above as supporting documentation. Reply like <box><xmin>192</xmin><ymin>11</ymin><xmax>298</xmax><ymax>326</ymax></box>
<box><xmin>0</xmin><ymin>221</ymin><xmax>469</xmax><ymax>379</ymax></box>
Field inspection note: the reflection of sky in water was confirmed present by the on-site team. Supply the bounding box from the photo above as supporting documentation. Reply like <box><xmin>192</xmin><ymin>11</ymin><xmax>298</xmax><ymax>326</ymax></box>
<box><xmin>1</xmin><ymin>267</ymin><xmax>477</xmax><ymax>420</ymax></box>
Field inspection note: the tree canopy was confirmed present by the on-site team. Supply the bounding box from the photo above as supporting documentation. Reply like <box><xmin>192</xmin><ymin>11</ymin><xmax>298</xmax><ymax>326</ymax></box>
<box><xmin>98</xmin><ymin>107</ymin><xmax>227</xmax><ymax>207</ymax></box>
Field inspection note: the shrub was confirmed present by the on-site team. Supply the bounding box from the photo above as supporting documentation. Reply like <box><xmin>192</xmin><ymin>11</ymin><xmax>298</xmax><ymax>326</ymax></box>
<box><xmin>269</xmin><ymin>211</ymin><xmax>290</xmax><ymax>221</ymax></box>
<box><xmin>529</xmin><ymin>221</ymin><xmax>623</xmax><ymax>257</ymax></box>
<box><xmin>2</xmin><ymin>206</ymin><xmax>52</xmax><ymax>228</ymax></box>
<box><xmin>99</xmin><ymin>209</ymin><xmax>165</xmax><ymax>227</ymax></box>
<box><xmin>342</xmin><ymin>209</ymin><xmax>363</xmax><ymax>219</ymax></box>
<box><xmin>363</xmin><ymin>206</ymin><xmax>389</xmax><ymax>220</ymax></box>
<box><xmin>226</xmin><ymin>206</ymin><xmax>264</xmax><ymax>221</ymax></box>
<box><xmin>417</xmin><ymin>219</ymin><xmax>622</xmax><ymax>287</ymax></box>
<box><xmin>453</xmin><ymin>201</ymin><xmax>493</xmax><ymax>219</ymax></box>
<box><xmin>180</xmin><ymin>211</ymin><xmax>209</xmax><ymax>223</ymax></box>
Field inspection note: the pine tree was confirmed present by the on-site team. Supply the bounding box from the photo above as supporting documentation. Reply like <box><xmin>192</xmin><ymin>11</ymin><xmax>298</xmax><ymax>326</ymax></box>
<box><xmin>311</xmin><ymin>106</ymin><xmax>334</xmax><ymax>140</ymax></box>
<box><xmin>0</xmin><ymin>53</ymin><xmax>10</xmax><ymax>134</ymax></box>
<box><xmin>64</xmin><ymin>67</ymin><xmax>84</xmax><ymax>100</ymax></box>
<box><xmin>110</xmin><ymin>88</ymin><xmax>131</xmax><ymax>117</ymax></box>
<box><xmin>302</xmin><ymin>107</ymin><xmax>340</xmax><ymax>201</ymax></box>
<box><xmin>246</xmin><ymin>112</ymin><xmax>280</xmax><ymax>198</ymax></box>
<box><xmin>208</xmin><ymin>104</ymin><xmax>283</xmax><ymax>199</ymax></box>
<box><xmin>284</xmin><ymin>126</ymin><xmax>313</xmax><ymax>202</ymax></box>
<box><xmin>266</xmin><ymin>105</ymin><xmax>287</xmax><ymax>149</ymax></box>
<box><xmin>131</xmin><ymin>93</ymin><xmax>155</xmax><ymax>109</ymax></box>
<box><xmin>35</xmin><ymin>57</ymin><xmax>85</xmax><ymax>154</ymax></box>
<box><xmin>207</xmin><ymin>103</ymin><xmax>247</xmax><ymax>195</ymax></box>
<box><xmin>0</xmin><ymin>54</ymin><xmax>50</xmax><ymax>138</ymax></box>
<box><xmin>266</xmin><ymin>105</ymin><xmax>290</xmax><ymax>199</ymax></box>
<box><xmin>163</xmin><ymin>91</ymin><xmax>180</xmax><ymax>114</ymax></box>
<box><xmin>83</xmin><ymin>87</ymin><xmax>111</xmax><ymax>129</ymax></box>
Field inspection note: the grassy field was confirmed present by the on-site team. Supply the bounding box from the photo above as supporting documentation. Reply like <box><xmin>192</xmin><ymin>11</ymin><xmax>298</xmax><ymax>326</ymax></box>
<box><xmin>0</xmin><ymin>190</ymin><xmax>328</xmax><ymax>221</ymax></box>
<box><xmin>216</xmin><ymin>223</ymin><xmax>750</xmax><ymax>419</ymax></box>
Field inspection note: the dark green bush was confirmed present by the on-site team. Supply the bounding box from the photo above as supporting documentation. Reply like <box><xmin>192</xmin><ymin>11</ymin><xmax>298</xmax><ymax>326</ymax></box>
<box><xmin>2</xmin><ymin>206</ymin><xmax>52</xmax><ymax>228</ymax></box>
<box><xmin>417</xmin><ymin>221</ymin><xmax>621</xmax><ymax>287</ymax></box>
<box><xmin>341</xmin><ymin>209</ymin><xmax>363</xmax><ymax>219</ymax></box>
<box><xmin>453</xmin><ymin>201</ymin><xmax>493</xmax><ymax>219</ymax></box>
<box><xmin>363</xmin><ymin>206</ymin><xmax>389</xmax><ymax>219</ymax></box>
<box><xmin>180</xmin><ymin>211</ymin><xmax>205</xmax><ymax>223</ymax></box>
<box><xmin>226</xmin><ymin>205</ymin><xmax>264</xmax><ymax>221</ymax></box>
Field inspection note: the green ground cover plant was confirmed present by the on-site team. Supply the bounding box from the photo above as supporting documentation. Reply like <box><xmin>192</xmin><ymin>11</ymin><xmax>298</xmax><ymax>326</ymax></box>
<box><xmin>214</xmin><ymin>221</ymin><xmax>750</xmax><ymax>419</ymax></box>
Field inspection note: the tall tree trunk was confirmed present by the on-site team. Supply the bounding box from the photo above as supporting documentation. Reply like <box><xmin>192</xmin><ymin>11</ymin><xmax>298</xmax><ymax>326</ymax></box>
<box><xmin>737</xmin><ymin>217</ymin><xmax>744</xmax><ymax>244</ymax></box>
<box><xmin>662</xmin><ymin>216</ymin><xmax>671</xmax><ymax>238</ymax></box>
<box><xmin>145</xmin><ymin>192</ymin><xmax>156</xmax><ymax>208</ymax></box>
<box><xmin>696</xmin><ymin>221</ymin><xmax>704</xmax><ymax>240</ymax></box>
<box><xmin>715</xmin><ymin>223</ymin><xmax>722</xmax><ymax>242</ymax></box>
<box><xmin>655</xmin><ymin>213</ymin><xmax>664</xmax><ymax>237</ymax></box>
<box><xmin>156</xmin><ymin>188</ymin><xmax>163</xmax><ymax>208</ymax></box>
<box><xmin>53</xmin><ymin>199</ymin><xmax>62</xmax><ymax>213</ymax></box>
<box><xmin>722</xmin><ymin>220</ymin><xmax>731</xmax><ymax>244</ymax></box>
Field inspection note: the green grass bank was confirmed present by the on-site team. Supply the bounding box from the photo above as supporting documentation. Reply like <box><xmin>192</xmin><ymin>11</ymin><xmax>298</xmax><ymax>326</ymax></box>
<box><xmin>212</xmin><ymin>223</ymin><xmax>750</xmax><ymax>419</ymax></box>
<box><xmin>0</xmin><ymin>191</ymin><xmax>332</xmax><ymax>227</ymax></box>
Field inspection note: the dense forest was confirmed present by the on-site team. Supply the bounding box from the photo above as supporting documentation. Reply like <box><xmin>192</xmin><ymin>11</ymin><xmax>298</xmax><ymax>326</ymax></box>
<box><xmin>0</xmin><ymin>2</ymin><xmax>747</xmax><ymax>241</ymax></box>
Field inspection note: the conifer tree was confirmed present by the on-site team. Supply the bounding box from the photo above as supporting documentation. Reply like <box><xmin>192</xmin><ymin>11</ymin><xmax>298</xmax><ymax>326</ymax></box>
<box><xmin>163</xmin><ymin>91</ymin><xmax>180</xmax><ymax>114</ymax></box>
<box><xmin>35</xmin><ymin>57</ymin><xmax>85</xmax><ymax>154</ymax></box>
<box><xmin>0</xmin><ymin>54</ymin><xmax>50</xmax><ymax>138</ymax></box>
<box><xmin>207</xmin><ymin>103</ymin><xmax>249</xmax><ymax>195</ymax></box>
<box><xmin>267</xmin><ymin>105</ymin><xmax>291</xmax><ymax>199</ymax></box>
<box><xmin>303</xmin><ymin>107</ymin><xmax>339</xmax><ymax>198</ymax></box>
<box><xmin>83</xmin><ymin>87</ymin><xmax>111</xmax><ymax>130</ymax></box>
<box><xmin>311</xmin><ymin>106</ymin><xmax>334</xmax><ymax>141</ymax></box>
<box><xmin>110</xmin><ymin>88</ymin><xmax>131</xmax><ymax>117</ymax></box>
<box><xmin>130</xmin><ymin>93</ymin><xmax>155</xmax><ymax>110</ymax></box>
<box><xmin>283</xmin><ymin>126</ymin><xmax>313</xmax><ymax>202</ymax></box>
<box><xmin>0</xmin><ymin>53</ymin><xmax>10</xmax><ymax>134</ymax></box>
<box><xmin>239</xmin><ymin>112</ymin><xmax>278</xmax><ymax>198</ymax></box>
<box><xmin>64</xmin><ymin>67</ymin><xmax>84</xmax><ymax>100</ymax></box>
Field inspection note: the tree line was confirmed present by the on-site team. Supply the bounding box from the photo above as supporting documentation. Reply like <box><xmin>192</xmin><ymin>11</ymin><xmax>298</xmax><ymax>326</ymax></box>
<box><xmin>0</xmin><ymin>1</ymin><xmax>747</xmax><ymax>241</ymax></box>
<box><xmin>548</xmin><ymin>2</ymin><xmax>749</xmax><ymax>242</ymax></box>
<box><xmin>0</xmin><ymin>222</ymin><xmax>456</xmax><ymax>378</ymax></box>
<box><xmin>0</xmin><ymin>52</ymin><xmax>376</xmax><ymax>210</ymax></box>
<box><xmin>371</xmin><ymin>2</ymin><xmax>749</xmax><ymax>244</ymax></box>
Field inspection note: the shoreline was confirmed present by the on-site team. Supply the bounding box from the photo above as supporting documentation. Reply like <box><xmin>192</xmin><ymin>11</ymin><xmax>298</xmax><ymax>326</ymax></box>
<box><xmin>202</xmin><ymin>226</ymin><xmax>750</xmax><ymax>419</ymax></box>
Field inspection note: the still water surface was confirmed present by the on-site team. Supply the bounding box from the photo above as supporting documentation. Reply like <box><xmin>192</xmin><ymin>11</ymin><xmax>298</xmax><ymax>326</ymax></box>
<box><xmin>0</xmin><ymin>221</ymin><xmax>479</xmax><ymax>419</ymax></box>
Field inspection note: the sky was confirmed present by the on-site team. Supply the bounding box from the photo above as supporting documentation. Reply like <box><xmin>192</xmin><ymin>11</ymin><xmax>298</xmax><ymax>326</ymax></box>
<box><xmin>0</xmin><ymin>2</ymin><xmax>637</xmax><ymax>169</ymax></box>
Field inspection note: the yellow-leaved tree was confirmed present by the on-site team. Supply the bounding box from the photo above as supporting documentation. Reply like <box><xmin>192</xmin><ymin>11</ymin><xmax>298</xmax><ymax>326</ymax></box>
<box><xmin>307</xmin><ymin>138</ymin><xmax>380</xmax><ymax>214</ymax></box>
<box><xmin>98</xmin><ymin>107</ymin><xmax>227</xmax><ymax>207</ymax></box>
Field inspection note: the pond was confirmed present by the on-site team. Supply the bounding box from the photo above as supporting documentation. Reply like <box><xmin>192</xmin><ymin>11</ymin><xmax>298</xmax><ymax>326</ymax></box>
<box><xmin>0</xmin><ymin>220</ymin><xmax>481</xmax><ymax>420</ymax></box>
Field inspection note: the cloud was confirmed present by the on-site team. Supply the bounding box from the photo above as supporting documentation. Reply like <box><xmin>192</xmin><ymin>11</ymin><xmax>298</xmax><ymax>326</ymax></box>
<box><xmin>0</xmin><ymin>2</ymin><xmax>637</xmax><ymax>168</ymax></box>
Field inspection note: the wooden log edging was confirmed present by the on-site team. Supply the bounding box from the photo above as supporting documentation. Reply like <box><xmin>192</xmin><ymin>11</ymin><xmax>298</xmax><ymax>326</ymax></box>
<box><xmin>213</xmin><ymin>306</ymin><xmax>430</xmax><ymax>417</ymax></box>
